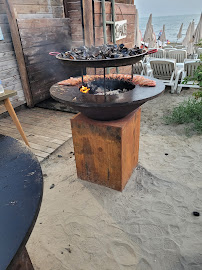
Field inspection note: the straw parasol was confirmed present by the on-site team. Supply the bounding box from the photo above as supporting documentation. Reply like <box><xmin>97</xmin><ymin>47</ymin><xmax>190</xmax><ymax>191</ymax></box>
<box><xmin>187</xmin><ymin>20</ymin><xmax>195</xmax><ymax>55</ymax></box>
<box><xmin>193</xmin><ymin>13</ymin><xmax>202</xmax><ymax>44</ymax></box>
<box><xmin>134</xmin><ymin>9</ymin><xmax>142</xmax><ymax>47</ymax></box>
<box><xmin>177</xmin><ymin>23</ymin><xmax>183</xmax><ymax>40</ymax></box>
<box><xmin>143</xmin><ymin>14</ymin><xmax>156</xmax><ymax>48</ymax></box>
<box><xmin>182</xmin><ymin>22</ymin><xmax>192</xmax><ymax>47</ymax></box>
<box><xmin>160</xmin><ymin>24</ymin><xmax>166</xmax><ymax>44</ymax></box>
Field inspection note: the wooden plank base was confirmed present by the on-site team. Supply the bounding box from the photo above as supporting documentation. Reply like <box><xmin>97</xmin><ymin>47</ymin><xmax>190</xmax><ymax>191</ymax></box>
<box><xmin>71</xmin><ymin>108</ymin><xmax>141</xmax><ymax>191</ymax></box>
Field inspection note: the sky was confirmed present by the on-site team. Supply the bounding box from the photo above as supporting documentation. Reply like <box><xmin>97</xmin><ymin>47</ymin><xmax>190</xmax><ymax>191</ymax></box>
<box><xmin>135</xmin><ymin>0</ymin><xmax>202</xmax><ymax>17</ymax></box>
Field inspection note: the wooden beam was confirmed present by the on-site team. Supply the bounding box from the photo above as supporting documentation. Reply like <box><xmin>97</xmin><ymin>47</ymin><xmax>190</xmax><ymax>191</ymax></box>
<box><xmin>82</xmin><ymin>0</ymin><xmax>94</xmax><ymax>47</ymax></box>
<box><xmin>3</xmin><ymin>0</ymin><xmax>34</xmax><ymax>107</ymax></box>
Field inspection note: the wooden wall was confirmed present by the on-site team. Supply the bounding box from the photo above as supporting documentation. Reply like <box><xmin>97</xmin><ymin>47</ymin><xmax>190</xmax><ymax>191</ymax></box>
<box><xmin>94</xmin><ymin>1</ymin><xmax>136</xmax><ymax>48</ymax></box>
<box><xmin>94</xmin><ymin>0</ymin><xmax>136</xmax><ymax>74</ymax></box>
<box><xmin>11</xmin><ymin>0</ymin><xmax>64</xmax><ymax>19</ymax></box>
<box><xmin>17</xmin><ymin>18</ymin><xmax>79</xmax><ymax>105</ymax></box>
<box><xmin>0</xmin><ymin>0</ymin><xmax>65</xmax><ymax>114</ymax></box>
<box><xmin>0</xmin><ymin>0</ymin><xmax>25</xmax><ymax>114</ymax></box>
<box><xmin>63</xmin><ymin>0</ymin><xmax>84</xmax><ymax>48</ymax></box>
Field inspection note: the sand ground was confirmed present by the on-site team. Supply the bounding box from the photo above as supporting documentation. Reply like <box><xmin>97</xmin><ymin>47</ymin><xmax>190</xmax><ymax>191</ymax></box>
<box><xmin>27</xmin><ymin>88</ymin><xmax>202</xmax><ymax>270</ymax></box>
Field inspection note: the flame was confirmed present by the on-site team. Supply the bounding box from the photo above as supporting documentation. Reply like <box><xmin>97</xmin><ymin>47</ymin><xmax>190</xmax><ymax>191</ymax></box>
<box><xmin>80</xmin><ymin>85</ymin><xmax>90</xmax><ymax>94</ymax></box>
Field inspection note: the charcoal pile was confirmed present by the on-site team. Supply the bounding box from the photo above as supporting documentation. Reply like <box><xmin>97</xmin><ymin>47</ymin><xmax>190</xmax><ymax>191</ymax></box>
<box><xmin>60</xmin><ymin>44</ymin><xmax>143</xmax><ymax>60</ymax></box>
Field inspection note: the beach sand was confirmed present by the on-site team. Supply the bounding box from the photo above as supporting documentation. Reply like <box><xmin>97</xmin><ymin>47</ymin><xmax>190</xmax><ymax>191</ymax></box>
<box><xmin>27</xmin><ymin>88</ymin><xmax>202</xmax><ymax>270</ymax></box>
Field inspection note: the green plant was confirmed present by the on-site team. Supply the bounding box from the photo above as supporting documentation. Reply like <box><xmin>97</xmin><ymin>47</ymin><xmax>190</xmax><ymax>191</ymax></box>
<box><xmin>182</xmin><ymin>54</ymin><xmax>202</xmax><ymax>87</ymax></box>
<box><xmin>195</xmin><ymin>39</ymin><xmax>202</xmax><ymax>47</ymax></box>
<box><xmin>164</xmin><ymin>98</ymin><xmax>202</xmax><ymax>135</ymax></box>
<box><xmin>193</xmin><ymin>89</ymin><xmax>202</xmax><ymax>99</ymax></box>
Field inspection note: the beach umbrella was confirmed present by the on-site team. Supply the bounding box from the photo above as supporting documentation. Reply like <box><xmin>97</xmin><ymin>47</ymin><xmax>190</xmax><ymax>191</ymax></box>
<box><xmin>143</xmin><ymin>14</ymin><xmax>156</xmax><ymax>48</ymax></box>
<box><xmin>182</xmin><ymin>22</ymin><xmax>192</xmax><ymax>47</ymax></box>
<box><xmin>193</xmin><ymin>13</ymin><xmax>202</xmax><ymax>44</ymax></box>
<box><xmin>177</xmin><ymin>23</ymin><xmax>183</xmax><ymax>40</ymax></box>
<box><xmin>187</xmin><ymin>20</ymin><xmax>195</xmax><ymax>55</ymax></box>
<box><xmin>134</xmin><ymin>9</ymin><xmax>141</xmax><ymax>47</ymax></box>
<box><xmin>160</xmin><ymin>24</ymin><xmax>166</xmax><ymax>43</ymax></box>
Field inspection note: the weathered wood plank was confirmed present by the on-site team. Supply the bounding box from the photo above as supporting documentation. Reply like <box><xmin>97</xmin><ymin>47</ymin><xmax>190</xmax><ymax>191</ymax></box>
<box><xmin>0</xmin><ymin>66</ymin><xmax>20</xmax><ymax>80</ymax></box>
<box><xmin>82</xmin><ymin>0</ymin><xmax>93</xmax><ymax>47</ymax></box>
<box><xmin>0</xmin><ymin>22</ymin><xmax>10</xmax><ymax>32</ymax></box>
<box><xmin>0</xmin><ymin>59</ymin><xmax>18</xmax><ymax>71</ymax></box>
<box><xmin>0</xmin><ymin>42</ymin><xmax>14</xmax><ymax>52</ymax></box>
<box><xmin>0</xmin><ymin>14</ymin><xmax>8</xmax><ymax>23</ymax></box>
<box><xmin>94</xmin><ymin>1</ymin><xmax>136</xmax><ymax>15</ymax></box>
<box><xmin>0</xmin><ymin>51</ymin><xmax>15</xmax><ymax>61</ymax></box>
<box><xmin>17</xmin><ymin>17</ymin><xmax>68</xmax><ymax>28</ymax></box>
<box><xmin>4</xmin><ymin>0</ymin><xmax>33</xmax><ymax>107</ymax></box>
<box><xmin>12</xmin><ymin>0</ymin><xmax>62</xmax><ymax>5</ymax></box>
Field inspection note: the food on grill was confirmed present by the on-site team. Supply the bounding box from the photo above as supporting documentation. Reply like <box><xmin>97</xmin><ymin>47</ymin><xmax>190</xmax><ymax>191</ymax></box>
<box><xmin>59</xmin><ymin>44</ymin><xmax>143</xmax><ymax>60</ymax></box>
<box><xmin>58</xmin><ymin>75</ymin><xmax>156</xmax><ymax>87</ymax></box>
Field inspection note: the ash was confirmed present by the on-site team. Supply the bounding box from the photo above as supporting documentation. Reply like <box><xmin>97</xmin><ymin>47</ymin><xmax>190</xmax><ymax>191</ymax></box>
<box><xmin>95</xmin><ymin>87</ymin><xmax>129</xmax><ymax>95</ymax></box>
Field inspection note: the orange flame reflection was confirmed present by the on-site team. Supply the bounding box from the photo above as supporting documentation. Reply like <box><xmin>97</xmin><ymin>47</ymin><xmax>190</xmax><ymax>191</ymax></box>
<box><xmin>80</xmin><ymin>85</ymin><xmax>90</xmax><ymax>94</ymax></box>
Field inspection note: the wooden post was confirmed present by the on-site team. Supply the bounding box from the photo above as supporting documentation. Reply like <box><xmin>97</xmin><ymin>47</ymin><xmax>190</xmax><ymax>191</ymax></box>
<box><xmin>4</xmin><ymin>98</ymin><xmax>30</xmax><ymax>147</ymax></box>
<box><xmin>71</xmin><ymin>108</ymin><xmax>141</xmax><ymax>191</ymax></box>
<box><xmin>82</xmin><ymin>0</ymin><xmax>94</xmax><ymax>47</ymax></box>
<box><xmin>3</xmin><ymin>0</ymin><xmax>34</xmax><ymax>107</ymax></box>
<box><xmin>82</xmin><ymin>0</ymin><xmax>95</xmax><ymax>75</ymax></box>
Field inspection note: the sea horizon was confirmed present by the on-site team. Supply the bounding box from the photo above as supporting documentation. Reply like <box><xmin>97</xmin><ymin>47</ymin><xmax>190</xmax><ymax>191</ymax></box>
<box><xmin>139</xmin><ymin>13</ymin><xmax>201</xmax><ymax>43</ymax></box>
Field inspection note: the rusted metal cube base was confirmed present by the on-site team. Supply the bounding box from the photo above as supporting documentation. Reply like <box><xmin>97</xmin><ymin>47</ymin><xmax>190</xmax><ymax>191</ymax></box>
<box><xmin>71</xmin><ymin>108</ymin><xmax>141</xmax><ymax>191</ymax></box>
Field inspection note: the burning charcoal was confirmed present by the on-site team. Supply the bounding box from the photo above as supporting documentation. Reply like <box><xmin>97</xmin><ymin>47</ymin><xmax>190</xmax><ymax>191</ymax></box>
<box><xmin>69</xmin><ymin>53</ymin><xmax>77</xmax><ymax>60</ymax></box>
<box><xmin>121</xmin><ymin>48</ymin><xmax>128</xmax><ymax>55</ymax></box>
<box><xmin>111</xmin><ymin>53</ymin><xmax>120</xmax><ymax>59</ymax></box>
<box><xmin>59</xmin><ymin>43</ymin><xmax>145</xmax><ymax>61</ymax></box>
<box><xmin>119</xmin><ymin>44</ymin><xmax>125</xmax><ymax>50</ymax></box>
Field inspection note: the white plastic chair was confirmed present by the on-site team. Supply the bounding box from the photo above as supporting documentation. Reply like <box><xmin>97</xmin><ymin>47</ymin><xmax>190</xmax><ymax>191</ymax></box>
<box><xmin>168</xmin><ymin>50</ymin><xmax>187</xmax><ymax>63</ymax></box>
<box><xmin>163</xmin><ymin>45</ymin><xmax>173</xmax><ymax>48</ymax></box>
<box><xmin>164</xmin><ymin>47</ymin><xmax>177</xmax><ymax>58</ymax></box>
<box><xmin>133</xmin><ymin>60</ymin><xmax>151</xmax><ymax>76</ymax></box>
<box><xmin>197</xmin><ymin>48</ymin><xmax>202</xmax><ymax>57</ymax></box>
<box><xmin>177</xmin><ymin>59</ymin><xmax>201</xmax><ymax>93</ymax></box>
<box><xmin>149</xmin><ymin>48</ymin><xmax>165</xmax><ymax>58</ymax></box>
<box><xmin>175</xmin><ymin>45</ymin><xmax>185</xmax><ymax>49</ymax></box>
<box><xmin>150</xmin><ymin>59</ymin><xmax>183</xmax><ymax>93</ymax></box>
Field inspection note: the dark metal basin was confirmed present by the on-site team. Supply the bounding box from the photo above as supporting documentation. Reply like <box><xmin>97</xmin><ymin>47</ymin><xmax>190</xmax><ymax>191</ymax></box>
<box><xmin>50</xmin><ymin>77</ymin><xmax>165</xmax><ymax>121</ymax></box>
<box><xmin>56</xmin><ymin>51</ymin><xmax>147</xmax><ymax>68</ymax></box>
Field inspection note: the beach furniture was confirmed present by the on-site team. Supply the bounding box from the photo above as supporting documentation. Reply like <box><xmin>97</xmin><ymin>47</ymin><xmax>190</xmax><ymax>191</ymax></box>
<box><xmin>133</xmin><ymin>60</ymin><xmax>151</xmax><ymax>75</ymax></box>
<box><xmin>175</xmin><ymin>45</ymin><xmax>185</xmax><ymax>49</ymax></box>
<box><xmin>163</xmin><ymin>45</ymin><xmax>173</xmax><ymax>48</ymax></box>
<box><xmin>168</xmin><ymin>49</ymin><xmax>187</xmax><ymax>63</ymax></box>
<box><xmin>0</xmin><ymin>135</ymin><xmax>43</xmax><ymax>269</ymax></box>
<box><xmin>150</xmin><ymin>59</ymin><xmax>182</xmax><ymax>93</ymax></box>
<box><xmin>197</xmin><ymin>47</ymin><xmax>202</xmax><ymax>57</ymax></box>
<box><xmin>177</xmin><ymin>59</ymin><xmax>201</xmax><ymax>93</ymax></box>
<box><xmin>149</xmin><ymin>48</ymin><xmax>165</xmax><ymax>58</ymax></box>
<box><xmin>164</xmin><ymin>47</ymin><xmax>176</xmax><ymax>58</ymax></box>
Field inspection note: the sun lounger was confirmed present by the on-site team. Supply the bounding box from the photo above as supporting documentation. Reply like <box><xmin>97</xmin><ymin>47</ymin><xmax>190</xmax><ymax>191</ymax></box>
<box><xmin>175</xmin><ymin>45</ymin><xmax>185</xmax><ymax>49</ymax></box>
<box><xmin>168</xmin><ymin>49</ymin><xmax>187</xmax><ymax>63</ymax></box>
<box><xmin>177</xmin><ymin>59</ymin><xmax>201</xmax><ymax>93</ymax></box>
<box><xmin>149</xmin><ymin>48</ymin><xmax>165</xmax><ymax>58</ymax></box>
<box><xmin>150</xmin><ymin>58</ymin><xmax>183</xmax><ymax>93</ymax></box>
<box><xmin>133</xmin><ymin>60</ymin><xmax>152</xmax><ymax>76</ymax></box>
<box><xmin>164</xmin><ymin>47</ymin><xmax>177</xmax><ymax>58</ymax></box>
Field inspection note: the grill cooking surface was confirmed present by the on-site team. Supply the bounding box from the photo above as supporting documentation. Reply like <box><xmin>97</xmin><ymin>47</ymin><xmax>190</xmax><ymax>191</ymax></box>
<box><xmin>50</xmin><ymin>77</ymin><xmax>165</xmax><ymax>121</ymax></box>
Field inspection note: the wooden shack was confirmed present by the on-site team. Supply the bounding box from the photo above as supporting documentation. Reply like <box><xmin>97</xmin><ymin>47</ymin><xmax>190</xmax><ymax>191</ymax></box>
<box><xmin>0</xmin><ymin>0</ymin><xmax>137</xmax><ymax>114</ymax></box>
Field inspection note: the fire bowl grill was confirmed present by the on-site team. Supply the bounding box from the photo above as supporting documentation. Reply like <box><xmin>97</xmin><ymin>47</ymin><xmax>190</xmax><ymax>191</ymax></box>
<box><xmin>56</xmin><ymin>51</ymin><xmax>148</xmax><ymax>69</ymax></box>
<box><xmin>50</xmin><ymin>77</ymin><xmax>165</xmax><ymax>121</ymax></box>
